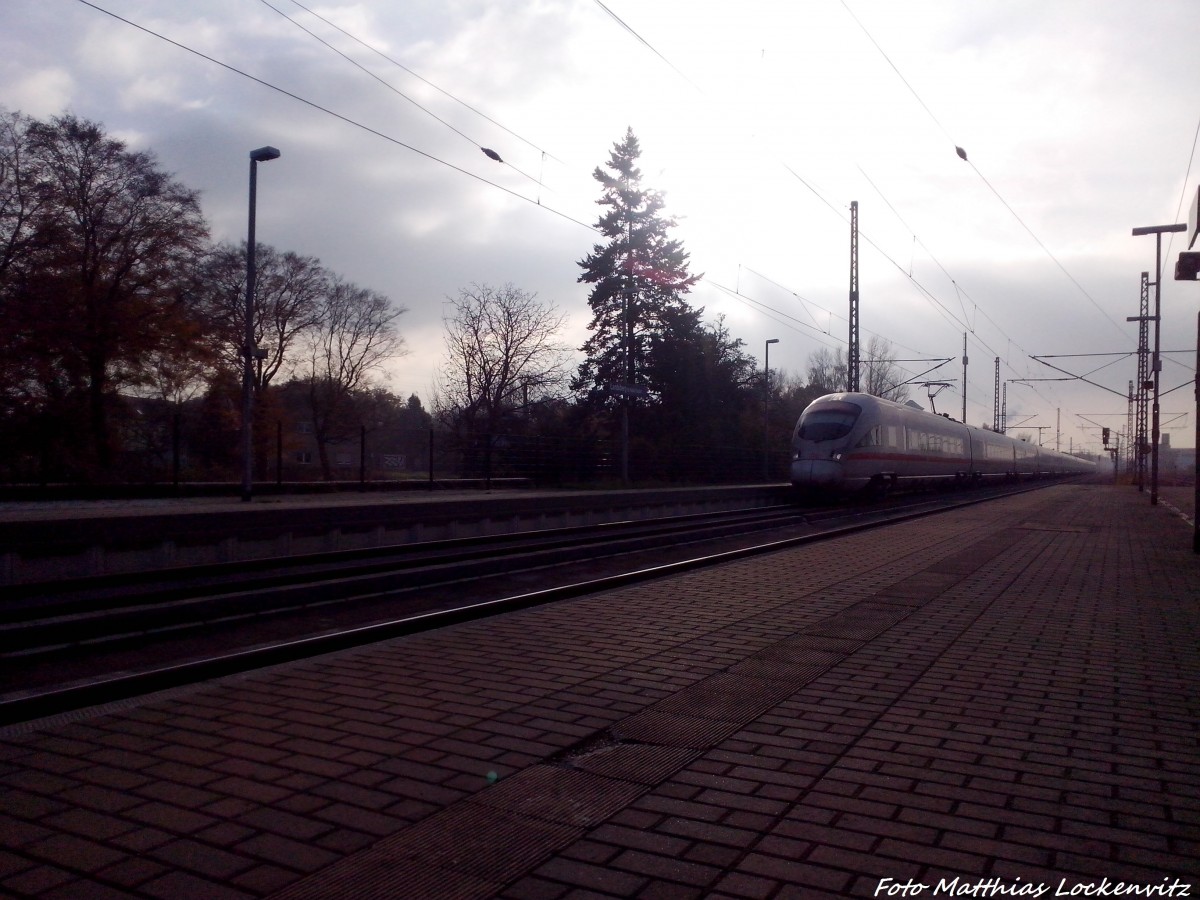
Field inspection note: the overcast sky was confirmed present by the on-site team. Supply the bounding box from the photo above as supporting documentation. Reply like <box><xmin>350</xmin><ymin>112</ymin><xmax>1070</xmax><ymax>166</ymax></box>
<box><xmin>3</xmin><ymin>0</ymin><xmax>1198</xmax><ymax>454</ymax></box>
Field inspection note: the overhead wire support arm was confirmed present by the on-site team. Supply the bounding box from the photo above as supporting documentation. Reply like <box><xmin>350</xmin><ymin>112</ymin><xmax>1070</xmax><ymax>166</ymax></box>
<box><xmin>1029</xmin><ymin>356</ymin><xmax>1131</xmax><ymax>399</ymax></box>
<box><xmin>887</xmin><ymin>358</ymin><xmax>954</xmax><ymax>394</ymax></box>
<box><xmin>1160</xmin><ymin>379</ymin><xmax>1200</xmax><ymax>398</ymax></box>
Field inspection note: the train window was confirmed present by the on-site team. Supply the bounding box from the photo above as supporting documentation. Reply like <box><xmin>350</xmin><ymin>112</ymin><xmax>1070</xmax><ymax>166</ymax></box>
<box><xmin>985</xmin><ymin>442</ymin><xmax>1009</xmax><ymax>460</ymax></box>
<box><xmin>796</xmin><ymin>401</ymin><xmax>861</xmax><ymax>441</ymax></box>
<box><xmin>856</xmin><ymin>425</ymin><xmax>883</xmax><ymax>448</ymax></box>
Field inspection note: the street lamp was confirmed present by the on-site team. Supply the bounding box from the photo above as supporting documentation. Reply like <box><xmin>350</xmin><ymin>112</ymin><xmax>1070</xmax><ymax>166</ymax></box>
<box><xmin>242</xmin><ymin>146</ymin><xmax>281</xmax><ymax>502</ymax></box>
<box><xmin>1131</xmin><ymin>221</ymin><xmax>1186</xmax><ymax>507</ymax></box>
<box><xmin>763</xmin><ymin>338</ymin><xmax>780</xmax><ymax>480</ymax></box>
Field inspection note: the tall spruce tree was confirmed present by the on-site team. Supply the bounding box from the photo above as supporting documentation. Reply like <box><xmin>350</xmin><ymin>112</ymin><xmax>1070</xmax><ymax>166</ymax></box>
<box><xmin>574</xmin><ymin>128</ymin><xmax>700</xmax><ymax>406</ymax></box>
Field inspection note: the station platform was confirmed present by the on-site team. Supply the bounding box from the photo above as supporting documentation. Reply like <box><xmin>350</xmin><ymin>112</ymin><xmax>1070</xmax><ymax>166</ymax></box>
<box><xmin>1</xmin><ymin>483</ymin><xmax>1197</xmax><ymax>898</ymax></box>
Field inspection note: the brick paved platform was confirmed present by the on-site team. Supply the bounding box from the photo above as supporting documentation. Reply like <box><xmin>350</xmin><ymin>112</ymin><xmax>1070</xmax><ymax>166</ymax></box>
<box><xmin>2</xmin><ymin>484</ymin><xmax>1197</xmax><ymax>899</ymax></box>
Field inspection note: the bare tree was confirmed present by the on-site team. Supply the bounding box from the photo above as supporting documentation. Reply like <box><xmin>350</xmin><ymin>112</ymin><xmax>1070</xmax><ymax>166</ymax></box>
<box><xmin>438</xmin><ymin>283</ymin><xmax>570</xmax><ymax>434</ymax></box>
<box><xmin>0</xmin><ymin>110</ymin><xmax>47</xmax><ymax>441</ymax></box>
<box><xmin>0</xmin><ymin>109</ymin><xmax>45</xmax><ymax>285</ymax></box>
<box><xmin>806</xmin><ymin>346</ymin><xmax>847</xmax><ymax>393</ymax></box>
<box><xmin>806</xmin><ymin>338</ymin><xmax>910</xmax><ymax>403</ymax></box>
<box><xmin>862</xmin><ymin>335</ymin><xmax>911</xmax><ymax>403</ymax></box>
<box><xmin>299</xmin><ymin>277</ymin><xmax>407</xmax><ymax>479</ymax></box>
<box><xmin>200</xmin><ymin>242</ymin><xmax>327</xmax><ymax>393</ymax></box>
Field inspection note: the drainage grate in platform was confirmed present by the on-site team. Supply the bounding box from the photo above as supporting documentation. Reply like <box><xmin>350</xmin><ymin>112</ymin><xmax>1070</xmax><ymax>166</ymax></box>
<box><xmin>269</xmin><ymin>801</ymin><xmax>574</xmax><ymax>900</ymax></box>
<box><xmin>470</xmin><ymin>764</ymin><xmax>645</xmax><ymax>827</ymax></box>
<box><xmin>400</xmin><ymin>801</ymin><xmax>581</xmax><ymax>882</ymax></box>
<box><xmin>767</xmin><ymin>633</ymin><xmax>865</xmax><ymax>654</ymax></box>
<box><xmin>275</xmin><ymin>857</ymin><xmax>497</xmax><ymax>900</ymax></box>
<box><xmin>805</xmin><ymin>600</ymin><xmax>910</xmax><ymax>640</ymax></box>
<box><xmin>747</xmin><ymin>639</ymin><xmax>850</xmax><ymax>665</ymax></box>
<box><xmin>650</xmin><ymin>671</ymin><xmax>799</xmax><ymax>721</ymax></box>
<box><xmin>613</xmin><ymin>709</ymin><xmax>743</xmax><ymax>748</ymax></box>
<box><xmin>927</xmin><ymin>528</ymin><xmax>1027</xmax><ymax>575</ymax></box>
<box><xmin>729</xmin><ymin>655</ymin><xmax>838</xmax><ymax>682</ymax></box>
<box><xmin>1019</xmin><ymin>522</ymin><xmax>1092</xmax><ymax>533</ymax></box>
<box><xmin>873</xmin><ymin>571</ymin><xmax>960</xmax><ymax>603</ymax></box>
<box><xmin>564</xmin><ymin>741</ymin><xmax>698</xmax><ymax>785</ymax></box>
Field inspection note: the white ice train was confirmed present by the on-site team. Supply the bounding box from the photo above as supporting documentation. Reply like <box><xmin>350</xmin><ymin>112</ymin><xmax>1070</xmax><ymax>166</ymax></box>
<box><xmin>790</xmin><ymin>392</ymin><xmax>1095</xmax><ymax>495</ymax></box>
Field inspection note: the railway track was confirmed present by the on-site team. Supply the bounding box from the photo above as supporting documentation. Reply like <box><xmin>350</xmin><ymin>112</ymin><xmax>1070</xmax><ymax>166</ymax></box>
<box><xmin>3</xmin><ymin>504</ymin><xmax>805</xmax><ymax>653</ymax></box>
<box><xmin>0</xmin><ymin>482</ymin><xmax>1061</xmax><ymax>725</ymax></box>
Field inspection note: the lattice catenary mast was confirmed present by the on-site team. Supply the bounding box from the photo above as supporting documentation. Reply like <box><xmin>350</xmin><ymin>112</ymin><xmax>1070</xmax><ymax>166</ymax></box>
<box><xmin>1135</xmin><ymin>272</ymin><xmax>1150</xmax><ymax>490</ymax></box>
<box><xmin>992</xmin><ymin>358</ymin><xmax>1001</xmax><ymax>432</ymax></box>
<box><xmin>848</xmin><ymin>201</ymin><xmax>860</xmax><ymax>393</ymax></box>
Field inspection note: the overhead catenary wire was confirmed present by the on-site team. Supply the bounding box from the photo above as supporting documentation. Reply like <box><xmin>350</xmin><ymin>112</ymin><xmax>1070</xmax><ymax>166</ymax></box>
<box><xmin>585</xmin><ymin>1</ymin><xmax>1023</xmax><ymax>409</ymax></box>
<box><xmin>592</xmin><ymin>1</ymin><xmax>705</xmax><ymax>94</ymax></box>
<box><xmin>850</xmin><ymin>161</ymin><xmax>1090</xmax><ymax>418</ymax></box>
<box><xmin>707</xmin><ymin>279</ymin><xmax>948</xmax><ymax>391</ymax></box>
<box><xmin>256</xmin><ymin>0</ymin><xmax>545</xmax><ymax>187</ymax></box>
<box><xmin>1165</xmin><ymin>111</ymin><xmax>1200</xmax><ymax>260</ymax></box>
<box><xmin>285</xmin><ymin>0</ymin><xmax>564</xmax><ymax>165</ymax></box>
<box><xmin>707</xmin><ymin>280</ymin><xmax>833</xmax><ymax>347</ymax></box>
<box><xmin>614</xmin><ymin>13</ymin><xmax>1072</xmax><ymax>417</ymax></box>
<box><xmin>857</xmin><ymin>164</ymin><xmax>971</xmax><ymax>327</ymax></box>
<box><xmin>587</xmin><ymin>0</ymin><xmax>1103</xmax><ymax>437</ymax></box>
<box><xmin>73</xmin><ymin>0</ymin><xmax>598</xmax><ymax>235</ymax></box>
<box><xmin>723</xmin><ymin>269</ymin><xmax>947</xmax><ymax>364</ymax></box>
<box><xmin>839</xmin><ymin>0</ymin><xmax>1130</xmax><ymax>344</ymax></box>
<box><xmin>78</xmin><ymin>0</ymin><xmax>1159</xmax><ymax>447</ymax></box>
<box><xmin>738</xmin><ymin>265</ymin><xmax>826</xmax><ymax>332</ymax></box>
<box><xmin>787</xmin><ymin>144</ymin><xmax>1059</xmax><ymax>415</ymax></box>
<box><xmin>839</xmin><ymin>2</ymin><xmax>1129</xmax><ymax>425</ymax></box>
<box><xmin>622</xmin><ymin>0</ymin><xmax>1181</xmax><ymax>445</ymax></box>
<box><xmin>965</xmin><ymin>160</ymin><xmax>1131</xmax><ymax>341</ymax></box>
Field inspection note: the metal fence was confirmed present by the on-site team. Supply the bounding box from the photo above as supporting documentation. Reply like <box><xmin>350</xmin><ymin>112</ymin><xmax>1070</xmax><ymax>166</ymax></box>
<box><xmin>1</xmin><ymin>424</ymin><xmax>793</xmax><ymax>494</ymax></box>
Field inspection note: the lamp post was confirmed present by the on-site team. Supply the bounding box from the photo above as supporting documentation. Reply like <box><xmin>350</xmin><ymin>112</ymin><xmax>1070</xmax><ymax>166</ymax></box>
<box><xmin>1131</xmin><ymin>221</ymin><xmax>1186</xmax><ymax>506</ymax></box>
<box><xmin>763</xmin><ymin>338</ymin><xmax>779</xmax><ymax>480</ymax></box>
<box><xmin>242</xmin><ymin>146</ymin><xmax>281</xmax><ymax>502</ymax></box>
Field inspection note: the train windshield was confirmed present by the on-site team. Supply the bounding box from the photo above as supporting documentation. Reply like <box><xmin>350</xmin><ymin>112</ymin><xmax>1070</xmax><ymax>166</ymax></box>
<box><xmin>796</xmin><ymin>400</ymin><xmax>861</xmax><ymax>442</ymax></box>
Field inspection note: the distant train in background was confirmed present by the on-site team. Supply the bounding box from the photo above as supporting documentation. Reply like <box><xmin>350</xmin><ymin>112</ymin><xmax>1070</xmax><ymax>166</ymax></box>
<box><xmin>790</xmin><ymin>392</ymin><xmax>1095</xmax><ymax>495</ymax></box>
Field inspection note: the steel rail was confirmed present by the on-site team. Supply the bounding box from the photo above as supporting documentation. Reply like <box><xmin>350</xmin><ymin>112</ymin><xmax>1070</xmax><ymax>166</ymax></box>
<box><xmin>3</xmin><ymin>504</ymin><xmax>801</xmax><ymax>608</ymax></box>
<box><xmin>0</xmin><ymin>482</ymin><xmax>1064</xmax><ymax>726</ymax></box>
<box><xmin>2</xmin><ymin>505</ymin><xmax>803</xmax><ymax>641</ymax></box>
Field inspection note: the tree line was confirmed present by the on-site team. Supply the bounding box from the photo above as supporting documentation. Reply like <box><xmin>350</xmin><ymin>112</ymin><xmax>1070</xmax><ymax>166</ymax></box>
<box><xmin>0</xmin><ymin>110</ymin><xmax>408</xmax><ymax>484</ymax></box>
<box><xmin>1</xmin><ymin>111</ymin><xmax>907</xmax><ymax>488</ymax></box>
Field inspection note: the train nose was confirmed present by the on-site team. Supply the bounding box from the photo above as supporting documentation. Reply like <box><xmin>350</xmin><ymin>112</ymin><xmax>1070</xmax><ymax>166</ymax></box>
<box><xmin>791</xmin><ymin>458</ymin><xmax>843</xmax><ymax>487</ymax></box>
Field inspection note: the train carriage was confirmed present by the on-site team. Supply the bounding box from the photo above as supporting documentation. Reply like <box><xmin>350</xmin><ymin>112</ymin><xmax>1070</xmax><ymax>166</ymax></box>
<box><xmin>790</xmin><ymin>392</ymin><xmax>1094</xmax><ymax>495</ymax></box>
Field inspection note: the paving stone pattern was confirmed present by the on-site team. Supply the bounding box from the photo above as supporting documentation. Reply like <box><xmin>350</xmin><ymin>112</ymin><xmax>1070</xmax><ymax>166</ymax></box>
<box><xmin>1</xmin><ymin>485</ymin><xmax>1197</xmax><ymax>898</ymax></box>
